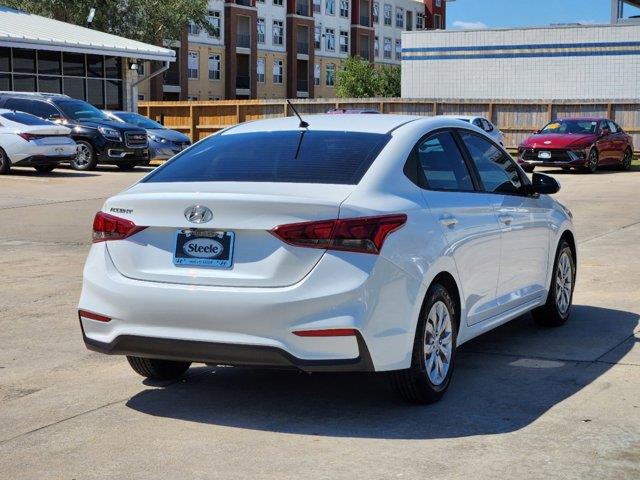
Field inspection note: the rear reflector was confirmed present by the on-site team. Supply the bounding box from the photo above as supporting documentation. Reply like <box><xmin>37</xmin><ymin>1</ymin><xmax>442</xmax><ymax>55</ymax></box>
<box><xmin>92</xmin><ymin>211</ymin><xmax>146</xmax><ymax>243</ymax></box>
<box><xmin>293</xmin><ymin>328</ymin><xmax>358</xmax><ymax>337</ymax></box>
<box><xmin>78</xmin><ymin>309</ymin><xmax>111</xmax><ymax>323</ymax></box>
<box><xmin>270</xmin><ymin>214</ymin><xmax>407</xmax><ymax>254</ymax></box>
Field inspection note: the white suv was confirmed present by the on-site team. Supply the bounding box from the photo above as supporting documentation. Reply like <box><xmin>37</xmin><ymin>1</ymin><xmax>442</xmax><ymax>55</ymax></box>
<box><xmin>79</xmin><ymin>115</ymin><xmax>576</xmax><ymax>403</ymax></box>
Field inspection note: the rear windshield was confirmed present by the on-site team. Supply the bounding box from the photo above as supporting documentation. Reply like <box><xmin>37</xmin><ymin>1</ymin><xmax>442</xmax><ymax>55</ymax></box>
<box><xmin>1</xmin><ymin>112</ymin><xmax>53</xmax><ymax>126</ymax></box>
<box><xmin>143</xmin><ymin>130</ymin><xmax>391</xmax><ymax>185</ymax></box>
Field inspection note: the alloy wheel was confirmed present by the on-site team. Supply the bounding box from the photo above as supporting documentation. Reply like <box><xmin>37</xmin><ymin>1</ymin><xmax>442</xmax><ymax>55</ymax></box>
<box><xmin>622</xmin><ymin>150</ymin><xmax>632</xmax><ymax>170</ymax></box>
<box><xmin>587</xmin><ymin>150</ymin><xmax>598</xmax><ymax>173</ymax></box>
<box><xmin>424</xmin><ymin>300</ymin><xmax>453</xmax><ymax>386</ymax></box>
<box><xmin>74</xmin><ymin>144</ymin><xmax>92</xmax><ymax>168</ymax></box>
<box><xmin>555</xmin><ymin>252</ymin><xmax>573</xmax><ymax>315</ymax></box>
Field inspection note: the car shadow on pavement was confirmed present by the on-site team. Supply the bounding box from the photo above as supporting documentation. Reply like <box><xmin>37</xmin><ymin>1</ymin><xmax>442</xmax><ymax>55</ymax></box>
<box><xmin>6</xmin><ymin>168</ymin><xmax>100</xmax><ymax>178</ymax></box>
<box><xmin>125</xmin><ymin>305</ymin><xmax>638</xmax><ymax>439</ymax></box>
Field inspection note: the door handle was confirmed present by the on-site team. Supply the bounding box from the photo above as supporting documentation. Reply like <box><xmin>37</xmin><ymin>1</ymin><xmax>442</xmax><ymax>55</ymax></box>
<box><xmin>439</xmin><ymin>216</ymin><xmax>458</xmax><ymax>228</ymax></box>
<box><xmin>498</xmin><ymin>214</ymin><xmax>513</xmax><ymax>225</ymax></box>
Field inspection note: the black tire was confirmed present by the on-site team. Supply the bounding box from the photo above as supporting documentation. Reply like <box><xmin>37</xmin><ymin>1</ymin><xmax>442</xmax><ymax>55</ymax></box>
<box><xmin>126</xmin><ymin>356</ymin><xmax>191</xmax><ymax>380</ymax></box>
<box><xmin>0</xmin><ymin>147</ymin><xmax>10</xmax><ymax>175</ymax></box>
<box><xmin>71</xmin><ymin>140</ymin><xmax>98</xmax><ymax>171</ymax></box>
<box><xmin>34</xmin><ymin>165</ymin><xmax>56</xmax><ymax>173</ymax></box>
<box><xmin>532</xmin><ymin>239</ymin><xmax>575</xmax><ymax>328</ymax></box>
<box><xmin>585</xmin><ymin>149</ymin><xmax>598</xmax><ymax>173</ymax></box>
<box><xmin>117</xmin><ymin>161</ymin><xmax>138</xmax><ymax>171</ymax></box>
<box><xmin>390</xmin><ymin>283</ymin><xmax>458</xmax><ymax>404</ymax></box>
<box><xmin>620</xmin><ymin>148</ymin><xmax>633</xmax><ymax>171</ymax></box>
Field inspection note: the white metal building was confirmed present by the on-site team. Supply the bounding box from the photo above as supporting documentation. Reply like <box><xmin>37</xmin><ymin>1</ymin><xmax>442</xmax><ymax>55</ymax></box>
<box><xmin>0</xmin><ymin>5</ymin><xmax>175</xmax><ymax>110</ymax></box>
<box><xmin>401</xmin><ymin>23</ymin><xmax>640</xmax><ymax>100</ymax></box>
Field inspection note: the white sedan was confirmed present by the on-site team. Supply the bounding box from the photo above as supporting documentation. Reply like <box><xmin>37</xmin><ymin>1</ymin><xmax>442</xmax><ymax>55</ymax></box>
<box><xmin>79</xmin><ymin>114</ymin><xmax>576</xmax><ymax>403</ymax></box>
<box><xmin>0</xmin><ymin>109</ymin><xmax>77</xmax><ymax>174</ymax></box>
<box><xmin>455</xmin><ymin>115</ymin><xmax>505</xmax><ymax>146</ymax></box>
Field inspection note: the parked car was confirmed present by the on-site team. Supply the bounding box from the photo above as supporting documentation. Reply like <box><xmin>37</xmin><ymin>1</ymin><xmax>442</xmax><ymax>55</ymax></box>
<box><xmin>104</xmin><ymin>111</ymin><xmax>191</xmax><ymax>162</ymax></box>
<box><xmin>79</xmin><ymin>115</ymin><xmax>576</xmax><ymax>404</ymax></box>
<box><xmin>518</xmin><ymin>118</ymin><xmax>634</xmax><ymax>173</ymax></box>
<box><xmin>455</xmin><ymin>116</ymin><xmax>505</xmax><ymax>146</ymax></box>
<box><xmin>0</xmin><ymin>92</ymin><xmax>149</xmax><ymax>171</ymax></box>
<box><xmin>0</xmin><ymin>109</ymin><xmax>77</xmax><ymax>175</ymax></box>
<box><xmin>326</xmin><ymin>108</ymin><xmax>381</xmax><ymax>114</ymax></box>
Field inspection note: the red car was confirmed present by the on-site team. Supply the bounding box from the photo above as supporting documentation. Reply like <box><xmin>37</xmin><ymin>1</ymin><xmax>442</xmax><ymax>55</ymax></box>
<box><xmin>517</xmin><ymin>118</ymin><xmax>634</xmax><ymax>173</ymax></box>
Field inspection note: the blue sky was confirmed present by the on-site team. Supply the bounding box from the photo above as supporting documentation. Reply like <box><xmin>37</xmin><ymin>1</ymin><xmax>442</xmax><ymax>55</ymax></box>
<box><xmin>446</xmin><ymin>0</ymin><xmax>640</xmax><ymax>29</ymax></box>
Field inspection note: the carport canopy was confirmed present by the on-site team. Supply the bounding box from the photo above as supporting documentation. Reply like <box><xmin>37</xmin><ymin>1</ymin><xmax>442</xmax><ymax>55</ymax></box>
<box><xmin>0</xmin><ymin>6</ymin><xmax>175</xmax><ymax>62</ymax></box>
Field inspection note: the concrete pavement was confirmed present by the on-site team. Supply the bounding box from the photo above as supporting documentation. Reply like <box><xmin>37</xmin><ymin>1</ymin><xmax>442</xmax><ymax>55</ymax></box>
<box><xmin>0</xmin><ymin>164</ymin><xmax>638</xmax><ymax>479</ymax></box>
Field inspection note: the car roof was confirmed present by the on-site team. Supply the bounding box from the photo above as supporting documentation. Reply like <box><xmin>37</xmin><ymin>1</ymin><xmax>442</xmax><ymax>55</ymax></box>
<box><xmin>557</xmin><ymin>117</ymin><xmax>606</xmax><ymax>122</ymax></box>
<box><xmin>224</xmin><ymin>114</ymin><xmax>422</xmax><ymax>135</ymax></box>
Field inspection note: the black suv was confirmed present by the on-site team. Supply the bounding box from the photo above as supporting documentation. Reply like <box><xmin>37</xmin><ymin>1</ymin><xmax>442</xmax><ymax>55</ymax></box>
<box><xmin>0</xmin><ymin>93</ymin><xmax>149</xmax><ymax>170</ymax></box>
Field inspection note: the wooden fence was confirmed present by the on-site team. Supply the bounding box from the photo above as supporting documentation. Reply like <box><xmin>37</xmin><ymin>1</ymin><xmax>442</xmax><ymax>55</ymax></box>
<box><xmin>138</xmin><ymin>98</ymin><xmax>640</xmax><ymax>152</ymax></box>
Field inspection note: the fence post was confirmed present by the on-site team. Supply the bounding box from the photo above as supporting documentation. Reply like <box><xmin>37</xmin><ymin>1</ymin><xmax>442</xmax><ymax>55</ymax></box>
<box><xmin>189</xmin><ymin>104</ymin><xmax>196</xmax><ymax>142</ymax></box>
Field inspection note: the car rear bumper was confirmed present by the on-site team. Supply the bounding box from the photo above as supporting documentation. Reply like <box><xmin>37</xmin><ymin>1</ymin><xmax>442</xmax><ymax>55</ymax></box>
<box><xmin>13</xmin><ymin>154</ymin><xmax>76</xmax><ymax>166</ymax></box>
<box><xmin>81</xmin><ymin>330</ymin><xmax>374</xmax><ymax>372</ymax></box>
<box><xmin>79</xmin><ymin>243</ymin><xmax>423</xmax><ymax>372</ymax></box>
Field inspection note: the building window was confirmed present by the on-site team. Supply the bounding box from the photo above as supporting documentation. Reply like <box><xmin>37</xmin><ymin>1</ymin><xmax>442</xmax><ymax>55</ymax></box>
<box><xmin>373</xmin><ymin>2</ymin><xmax>379</xmax><ymax>23</ymax></box>
<box><xmin>436</xmin><ymin>0</ymin><xmax>441</xmax><ymax>6</ymax></box>
<box><xmin>395</xmin><ymin>39</ymin><xmax>401</xmax><ymax>60</ymax></box>
<box><xmin>187</xmin><ymin>51</ymin><xmax>199</xmax><ymax>79</ymax></box>
<box><xmin>138</xmin><ymin>94</ymin><xmax>145</xmax><ymax>101</ymax></box>
<box><xmin>314</xmin><ymin>25</ymin><xmax>322</xmax><ymax>49</ymax></box>
<box><xmin>313</xmin><ymin>0</ymin><xmax>321</xmax><ymax>13</ymax></box>
<box><xmin>326</xmin><ymin>0</ymin><xmax>335</xmax><ymax>15</ymax></box>
<box><xmin>416</xmin><ymin>12</ymin><xmax>423</xmax><ymax>29</ymax></box>
<box><xmin>339</xmin><ymin>30</ymin><xmax>349</xmax><ymax>53</ymax></box>
<box><xmin>325</xmin><ymin>28</ymin><xmax>335</xmax><ymax>51</ymax></box>
<box><xmin>274</xmin><ymin>0</ymin><xmax>283</xmax><ymax>5</ymax></box>
<box><xmin>374</xmin><ymin>36</ymin><xmax>379</xmax><ymax>58</ymax></box>
<box><xmin>314</xmin><ymin>63</ymin><xmax>320</xmax><ymax>85</ymax></box>
<box><xmin>257</xmin><ymin>58</ymin><xmax>265</xmax><ymax>83</ymax></box>
<box><xmin>256</xmin><ymin>0</ymin><xmax>264</xmax><ymax>3</ymax></box>
<box><xmin>273</xmin><ymin>60</ymin><xmax>283</xmax><ymax>83</ymax></box>
<box><xmin>207</xmin><ymin>11</ymin><xmax>221</xmax><ymax>38</ymax></box>
<box><xmin>383</xmin><ymin>4</ymin><xmax>392</xmax><ymax>25</ymax></box>
<box><xmin>273</xmin><ymin>20</ymin><xmax>284</xmax><ymax>46</ymax></box>
<box><xmin>339</xmin><ymin>0</ymin><xmax>349</xmax><ymax>17</ymax></box>
<box><xmin>208</xmin><ymin>54</ymin><xmax>220</xmax><ymax>80</ymax></box>
<box><xmin>396</xmin><ymin>7</ymin><xmax>403</xmax><ymax>28</ymax></box>
<box><xmin>188</xmin><ymin>22</ymin><xmax>200</xmax><ymax>35</ymax></box>
<box><xmin>257</xmin><ymin>18</ymin><xmax>265</xmax><ymax>43</ymax></box>
<box><xmin>188</xmin><ymin>95</ymin><xmax>199</xmax><ymax>101</ymax></box>
<box><xmin>383</xmin><ymin>37</ymin><xmax>391</xmax><ymax>59</ymax></box>
<box><xmin>434</xmin><ymin>14</ymin><xmax>442</xmax><ymax>29</ymax></box>
<box><xmin>326</xmin><ymin>63</ymin><xmax>335</xmax><ymax>86</ymax></box>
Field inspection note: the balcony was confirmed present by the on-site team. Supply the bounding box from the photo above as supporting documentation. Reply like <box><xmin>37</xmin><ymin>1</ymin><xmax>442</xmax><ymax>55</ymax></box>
<box><xmin>236</xmin><ymin>0</ymin><xmax>253</xmax><ymax>6</ymax></box>
<box><xmin>297</xmin><ymin>79</ymin><xmax>308</xmax><ymax>92</ymax></box>
<box><xmin>296</xmin><ymin>0</ymin><xmax>310</xmax><ymax>16</ymax></box>
<box><xmin>236</xmin><ymin>75</ymin><xmax>250</xmax><ymax>89</ymax></box>
<box><xmin>237</xmin><ymin>33</ymin><xmax>251</xmax><ymax>48</ymax></box>
<box><xmin>297</xmin><ymin>41</ymin><xmax>309</xmax><ymax>55</ymax></box>
<box><xmin>359</xmin><ymin>15</ymin><xmax>370</xmax><ymax>26</ymax></box>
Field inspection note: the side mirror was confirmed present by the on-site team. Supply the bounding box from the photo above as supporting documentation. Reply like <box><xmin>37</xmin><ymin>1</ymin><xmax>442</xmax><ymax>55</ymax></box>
<box><xmin>531</xmin><ymin>173</ymin><xmax>560</xmax><ymax>195</ymax></box>
<box><xmin>533</xmin><ymin>129</ymin><xmax>540</xmax><ymax>134</ymax></box>
<box><xmin>600</xmin><ymin>129</ymin><xmax>610</xmax><ymax>137</ymax></box>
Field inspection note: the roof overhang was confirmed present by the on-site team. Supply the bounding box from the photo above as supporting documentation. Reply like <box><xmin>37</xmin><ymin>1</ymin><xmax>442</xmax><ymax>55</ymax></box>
<box><xmin>0</xmin><ymin>7</ymin><xmax>175</xmax><ymax>62</ymax></box>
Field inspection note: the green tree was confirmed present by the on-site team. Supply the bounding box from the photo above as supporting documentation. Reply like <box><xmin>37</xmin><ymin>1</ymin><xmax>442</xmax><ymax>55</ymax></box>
<box><xmin>376</xmin><ymin>64</ymin><xmax>401</xmax><ymax>98</ymax></box>
<box><xmin>3</xmin><ymin>0</ymin><xmax>214</xmax><ymax>44</ymax></box>
<box><xmin>335</xmin><ymin>56</ymin><xmax>381</xmax><ymax>98</ymax></box>
<box><xmin>335</xmin><ymin>56</ymin><xmax>401</xmax><ymax>98</ymax></box>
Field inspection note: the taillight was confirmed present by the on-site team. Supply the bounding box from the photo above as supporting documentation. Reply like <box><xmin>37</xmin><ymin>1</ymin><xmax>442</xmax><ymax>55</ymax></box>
<box><xmin>78</xmin><ymin>309</ymin><xmax>111</xmax><ymax>323</ymax></box>
<box><xmin>92</xmin><ymin>211</ymin><xmax>146</xmax><ymax>243</ymax></box>
<box><xmin>270</xmin><ymin>214</ymin><xmax>407</xmax><ymax>254</ymax></box>
<box><xmin>18</xmin><ymin>133</ymin><xmax>38</xmax><ymax>142</ymax></box>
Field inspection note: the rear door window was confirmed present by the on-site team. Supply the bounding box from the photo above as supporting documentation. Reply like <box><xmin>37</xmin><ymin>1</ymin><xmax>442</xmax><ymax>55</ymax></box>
<box><xmin>3</xmin><ymin>98</ymin><xmax>34</xmax><ymax>114</ymax></box>
<box><xmin>144</xmin><ymin>130</ymin><xmax>391</xmax><ymax>185</ymax></box>
<box><xmin>460</xmin><ymin>132</ymin><xmax>525</xmax><ymax>195</ymax></box>
<box><xmin>416</xmin><ymin>131</ymin><xmax>475</xmax><ymax>192</ymax></box>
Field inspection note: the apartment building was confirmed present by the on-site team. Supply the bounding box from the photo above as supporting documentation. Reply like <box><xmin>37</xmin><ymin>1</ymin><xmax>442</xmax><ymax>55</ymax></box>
<box><xmin>137</xmin><ymin>0</ymin><xmax>445</xmax><ymax>101</ymax></box>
